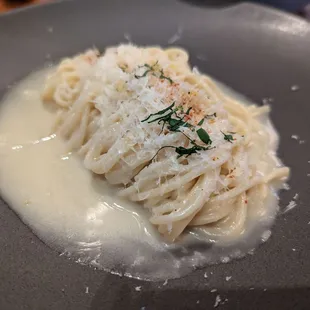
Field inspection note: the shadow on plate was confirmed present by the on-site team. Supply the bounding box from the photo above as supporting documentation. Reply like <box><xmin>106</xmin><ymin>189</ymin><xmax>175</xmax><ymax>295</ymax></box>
<box><xmin>90</xmin><ymin>273</ymin><xmax>310</xmax><ymax>310</ymax></box>
<box><xmin>181</xmin><ymin>0</ymin><xmax>241</xmax><ymax>8</ymax></box>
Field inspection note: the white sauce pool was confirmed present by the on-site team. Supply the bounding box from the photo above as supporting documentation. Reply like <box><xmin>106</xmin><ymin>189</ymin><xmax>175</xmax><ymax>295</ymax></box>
<box><xmin>0</xmin><ymin>68</ymin><xmax>284</xmax><ymax>280</ymax></box>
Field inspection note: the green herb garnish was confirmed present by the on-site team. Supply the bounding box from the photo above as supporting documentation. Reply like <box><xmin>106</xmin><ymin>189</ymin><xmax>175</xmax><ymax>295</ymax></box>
<box><xmin>150</xmin><ymin>143</ymin><xmax>212</xmax><ymax>161</ymax></box>
<box><xmin>185</xmin><ymin>107</ymin><xmax>192</xmax><ymax>115</ymax></box>
<box><xmin>221</xmin><ymin>131</ymin><xmax>234</xmax><ymax>143</ymax></box>
<box><xmin>159</xmin><ymin>69</ymin><xmax>174</xmax><ymax>84</ymax></box>
<box><xmin>142</xmin><ymin>102</ymin><xmax>217</xmax><ymax>160</ymax></box>
<box><xmin>206</xmin><ymin>113</ymin><xmax>217</xmax><ymax>119</ymax></box>
<box><xmin>141</xmin><ymin>102</ymin><xmax>175</xmax><ymax>123</ymax></box>
<box><xmin>134</xmin><ymin>62</ymin><xmax>174</xmax><ymax>84</ymax></box>
<box><xmin>142</xmin><ymin>102</ymin><xmax>193</xmax><ymax>133</ymax></box>
<box><xmin>167</xmin><ymin>117</ymin><xmax>188</xmax><ymax>132</ymax></box>
<box><xmin>197</xmin><ymin>118</ymin><xmax>205</xmax><ymax>126</ymax></box>
<box><xmin>175</xmin><ymin>145</ymin><xmax>209</xmax><ymax>158</ymax></box>
<box><xmin>134</xmin><ymin>63</ymin><xmax>155</xmax><ymax>79</ymax></box>
<box><xmin>197</xmin><ymin>113</ymin><xmax>216</xmax><ymax>126</ymax></box>
<box><xmin>197</xmin><ymin>128</ymin><xmax>212</xmax><ymax>145</ymax></box>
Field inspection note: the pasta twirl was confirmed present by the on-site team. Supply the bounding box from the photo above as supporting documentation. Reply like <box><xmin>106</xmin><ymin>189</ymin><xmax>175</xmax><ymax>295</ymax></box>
<box><xmin>42</xmin><ymin>44</ymin><xmax>289</xmax><ymax>242</ymax></box>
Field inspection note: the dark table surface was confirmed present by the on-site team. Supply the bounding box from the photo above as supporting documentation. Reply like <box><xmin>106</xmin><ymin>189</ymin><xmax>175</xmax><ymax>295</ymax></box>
<box><xmin>1</xmin><ymin>0</ymin><xmax>310</xmax><ymax>13</ymax></box>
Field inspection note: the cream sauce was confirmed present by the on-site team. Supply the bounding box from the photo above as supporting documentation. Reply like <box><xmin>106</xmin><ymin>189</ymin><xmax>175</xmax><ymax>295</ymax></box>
<box><xmin>0</xmin><ymin>68</ymin><xmax>284</xmax><ymax>280</ymax></box>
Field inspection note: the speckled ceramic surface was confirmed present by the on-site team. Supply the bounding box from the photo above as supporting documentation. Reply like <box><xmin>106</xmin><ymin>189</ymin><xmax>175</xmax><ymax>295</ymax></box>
<box><xmin>0</xmin><ymin>0</ymin><xmax>310</xmax><ymax>309</ymax></box>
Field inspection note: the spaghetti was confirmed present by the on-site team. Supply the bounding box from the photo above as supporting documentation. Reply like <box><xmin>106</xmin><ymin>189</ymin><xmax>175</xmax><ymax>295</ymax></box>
<box><xmin>42</xmin><ymin>44</ymin><xmax>289</xmax><ymax>242</ymax></box>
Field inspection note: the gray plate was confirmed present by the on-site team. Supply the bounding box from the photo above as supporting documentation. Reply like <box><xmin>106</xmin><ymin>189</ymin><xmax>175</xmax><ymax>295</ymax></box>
<box><xmin>0</xmin><ymin>0</ymin><xmax>310</xmax><ymax>309</ymax></box>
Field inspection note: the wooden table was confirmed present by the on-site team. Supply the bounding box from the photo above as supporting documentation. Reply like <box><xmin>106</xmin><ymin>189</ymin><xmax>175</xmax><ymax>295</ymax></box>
<box><xmin>0</xmin><ymin>0</ymin><xmax>52</xmax><ymax>13</ymax></box>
